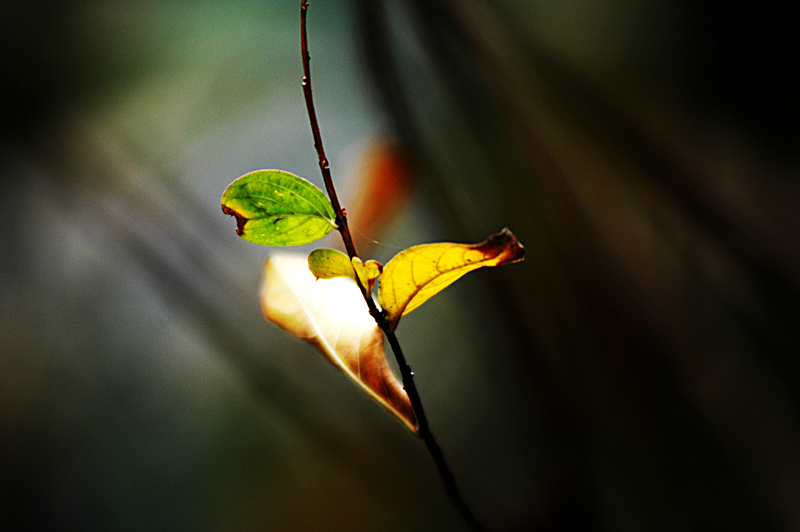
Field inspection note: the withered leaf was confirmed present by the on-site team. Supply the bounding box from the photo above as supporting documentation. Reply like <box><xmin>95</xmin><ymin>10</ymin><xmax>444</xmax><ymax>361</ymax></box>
<box><xmin>261</xmin><ymin>254</ymin><xmax>417</xmax><ymax>434</ymax></box>
<box><xmin>378</xmin><ymin>228</ymin><xmax>525</xmax><ymax>331</ymax></box>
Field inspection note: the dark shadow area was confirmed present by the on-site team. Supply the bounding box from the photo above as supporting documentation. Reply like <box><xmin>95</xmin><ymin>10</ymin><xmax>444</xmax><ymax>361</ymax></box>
<box><xmin>1</xmin><ymin>1</ymin><xmax>798</xmax><ymax>531</ymax></box>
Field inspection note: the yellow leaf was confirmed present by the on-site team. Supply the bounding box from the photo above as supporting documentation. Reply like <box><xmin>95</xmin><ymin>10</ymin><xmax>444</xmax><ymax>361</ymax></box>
<box><xmin>378</xmin><ymin>228</ymin><xmax>525</xmax><ymax>331</ymax></box>
<box><xmin>261</xmin><ymin>254</ymin><xmax>417</xmax><ymax>434</ymax></box>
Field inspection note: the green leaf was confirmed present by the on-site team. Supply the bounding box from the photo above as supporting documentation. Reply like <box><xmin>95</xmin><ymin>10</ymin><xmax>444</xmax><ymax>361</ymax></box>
<box><xmin>378</xmin><ymin>228</ymin><xmax>525</xmax><ymax>331</ymax></box>
<box><xmin>221</xmin><ymin>169</ymin><xmax>337</xmax><ymax>246</ymax></box>
<box><xmin>308</xmin><ymin>248</ymin><xmax>354</xmax><ymax>280</ymax></box>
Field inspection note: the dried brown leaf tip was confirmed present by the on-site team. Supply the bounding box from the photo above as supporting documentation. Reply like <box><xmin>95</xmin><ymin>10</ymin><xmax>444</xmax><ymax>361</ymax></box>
<box><xmin>221</xmin><ymin>204</ymin><xmax>247</xmax><ymax>236</ymax></box>
<box><xmin>475</xmin><ymin>227</ymin><xmax>525</xmax><ymax>264</ymax></box>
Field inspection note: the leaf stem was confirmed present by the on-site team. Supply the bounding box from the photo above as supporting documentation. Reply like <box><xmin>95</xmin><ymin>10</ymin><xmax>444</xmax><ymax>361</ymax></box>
<box><xmin>299</xmin><ymin>2</ymin><xmax>486</xmax><ymax>531</ymax></box>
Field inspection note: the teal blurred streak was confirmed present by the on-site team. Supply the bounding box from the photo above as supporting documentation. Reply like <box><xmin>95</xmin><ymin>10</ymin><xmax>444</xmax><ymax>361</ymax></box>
<box><xmin>0</xmin><ymin>1</ymin><xmax>463</xmax><ymax>531</ymax></box>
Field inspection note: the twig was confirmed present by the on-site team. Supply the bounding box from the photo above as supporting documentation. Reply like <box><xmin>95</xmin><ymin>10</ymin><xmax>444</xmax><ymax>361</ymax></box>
<box><xmin>299</xmin><ymin>2</ymin><xmax>487</xmax><ymax>531</ymax></box>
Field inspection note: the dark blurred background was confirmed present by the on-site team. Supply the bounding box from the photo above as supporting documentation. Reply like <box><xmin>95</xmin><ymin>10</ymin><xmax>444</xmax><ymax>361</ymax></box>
<box><xmin>1</xmin><ymin>1</ymin><xmax>798</xmax><ymax>531</ymax></box>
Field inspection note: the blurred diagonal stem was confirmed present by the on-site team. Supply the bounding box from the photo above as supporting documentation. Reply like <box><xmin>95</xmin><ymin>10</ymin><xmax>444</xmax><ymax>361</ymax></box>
<box><xmin>300</xmin><ymin>2</ymin><xmax>486</xmax><ymax>531</ymax></box>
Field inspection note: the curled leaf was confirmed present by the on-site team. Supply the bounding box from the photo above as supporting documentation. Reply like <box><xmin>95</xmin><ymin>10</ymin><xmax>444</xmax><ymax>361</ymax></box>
<box><xmin>262</xmin><ymin>254</ymin><xmax>417</xmax><ymax>434</ymax></box>
<box><xmin>221</xmin><ymin>169</ymin><xmax>336</xmax><ymax>246</ymax></box>
<box><xmin>378</xmin><ymin>228</ymin><xmax>525</xmax><ymax>331</ymax></box>
<box><xmin>352</xmin><ymin>258</ymin><xmax>382</xmax><ymax>293</ymax></box>
<box><xmin>308</xmin><ymin>249</ymin><xmax>382</xmax><ymax>292</ymax></box>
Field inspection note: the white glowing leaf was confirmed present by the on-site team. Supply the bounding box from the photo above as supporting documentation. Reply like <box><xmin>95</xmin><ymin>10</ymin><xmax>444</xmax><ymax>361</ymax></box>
<box><xmin>260</xmin><ymin>253</ymin><xmax>417</xmax><ymax>434</ymax></box>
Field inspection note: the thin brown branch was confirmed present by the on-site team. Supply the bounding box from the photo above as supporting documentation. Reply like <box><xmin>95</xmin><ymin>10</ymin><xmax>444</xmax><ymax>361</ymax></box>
<box><xmin>299</xmin><ymin>2</ymin><xmax>487</xmax><ymax>531</ymax></box>
<box><xmin>300</xmin><ymin>0</ymin><xmax>357</xmax><ymax>259</ymax></box>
